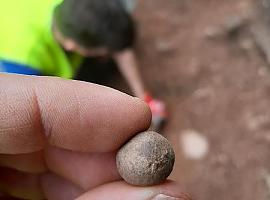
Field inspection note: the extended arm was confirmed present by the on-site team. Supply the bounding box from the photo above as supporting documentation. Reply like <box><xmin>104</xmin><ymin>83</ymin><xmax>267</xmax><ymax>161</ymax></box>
<box><xmin>114</xmin><ymin>48</ymin><xmax>146</xmax><ymax>99</ymax></box>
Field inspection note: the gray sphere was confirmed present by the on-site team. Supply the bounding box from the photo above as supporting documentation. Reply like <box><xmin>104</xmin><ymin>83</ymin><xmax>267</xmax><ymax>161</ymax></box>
<box><xmin>116</xmin><ymin>131</ymin><xmax>175</xmax><ymax>186</ymax></box>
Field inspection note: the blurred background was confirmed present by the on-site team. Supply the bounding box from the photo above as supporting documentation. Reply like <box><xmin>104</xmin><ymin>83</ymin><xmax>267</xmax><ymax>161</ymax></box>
<box><xmin>78</xmin><ymin>0</ymin><xmax>270</xmax><ymax>199</ymax></box>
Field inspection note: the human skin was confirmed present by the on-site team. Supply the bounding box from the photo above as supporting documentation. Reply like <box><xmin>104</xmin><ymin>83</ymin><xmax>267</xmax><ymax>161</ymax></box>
<box><xmin>114</xmin><ymin>49</ymin><xmax>146</xmax><ymax>99</ymax></box>
<box><xmin>0</xmin><ymin>74</ymin><xmax>189</xmax><ymax>200</ymax></box>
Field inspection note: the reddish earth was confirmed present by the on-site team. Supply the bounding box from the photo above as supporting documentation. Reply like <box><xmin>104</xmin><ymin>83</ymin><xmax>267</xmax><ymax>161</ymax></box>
<box><xmin>80</xmin><ymin>0</ymin><xmax>270</xmax><ymax>199</ymax></box>
<box><xmin>134</xmin><ymin>0</ymin><xmax>270</xmax><ymax>199</ymax></box>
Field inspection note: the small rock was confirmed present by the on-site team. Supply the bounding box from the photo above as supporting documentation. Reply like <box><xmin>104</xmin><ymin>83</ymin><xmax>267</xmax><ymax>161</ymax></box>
<box><xmin>261</xmin><ymin>169</ymin><xmax>270</xmax><ymax>196</ymax></box>
<box><xmin>258</xmin><ymin>67</ymin><xmax>269</xmax><ymax>77</ymax></box>
<box><xmin>155</xmin><ymin>41</ymin><xmax>174</xmax><ymax>53</ymax></box>
<box><xmin>116</xmin><ymin>131</ymin><xmax>175</xmax><ymax>186</ymax></box>
<box><xmin>193</xmin><ymin>87</ymin><xmax>214</xmax><ymax>99</ymax></box>
<box><xmin>180</xmin><ymin>130</ymin><xmax>209</xmax><ymax>160</ymax></box>
<box><xmin>239</xmin><ymin>37</ymin><xmax>254</xmax><ymax>51</ymax></box>
<box><xmin>245</xmin><ymin>113</ymin><xmax>270</xmax><ymax>131</ymax></box>
<box><xmin>204</xmin><ymin>26</ymin><xmax>223</xmax><ymax>39</ymax></box>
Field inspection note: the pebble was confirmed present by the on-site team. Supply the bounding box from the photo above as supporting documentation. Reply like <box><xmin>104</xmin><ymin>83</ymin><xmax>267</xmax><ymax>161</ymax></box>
<box><xmin>180</xmin><ymin>130</ymin><xmax>209</xmax><ymax>160</ymax></box>
<box><xmin>116</xmin><ymin>131</ymin><xmax>175</xmax><ymax>186</ymax></box>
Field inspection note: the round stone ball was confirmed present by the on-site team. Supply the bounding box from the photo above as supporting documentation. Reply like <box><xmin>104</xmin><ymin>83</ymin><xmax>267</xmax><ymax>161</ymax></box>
<box><xmin>116</xmin><ymin>131</ymin><xmax>175</xmax><ymax>186</ymax></box>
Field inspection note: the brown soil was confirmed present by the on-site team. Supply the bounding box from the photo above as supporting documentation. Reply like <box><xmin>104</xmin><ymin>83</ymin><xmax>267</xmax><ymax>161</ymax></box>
<box><xmin>134</xmin><ymin>0</ymin><xmax>270</xmax><ymax>199</ymax></box>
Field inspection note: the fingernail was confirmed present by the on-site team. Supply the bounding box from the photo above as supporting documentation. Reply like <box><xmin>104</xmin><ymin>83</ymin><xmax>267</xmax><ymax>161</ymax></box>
<box><xmin>152</xmin><ymin>193</ymin><xmax>192</xmax><ymax>200</ymax></box>
<box><xmin>151</xmin><ymin>194</ymin><xmax>180</xmax><ymax>200</ymax></box>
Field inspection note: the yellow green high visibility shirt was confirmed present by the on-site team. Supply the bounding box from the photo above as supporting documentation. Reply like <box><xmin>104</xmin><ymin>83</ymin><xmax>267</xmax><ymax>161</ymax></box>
<box><xmin>0</xmin><ymin>0</ymin><xmax>83</xmax><ymax>78</ymax></box>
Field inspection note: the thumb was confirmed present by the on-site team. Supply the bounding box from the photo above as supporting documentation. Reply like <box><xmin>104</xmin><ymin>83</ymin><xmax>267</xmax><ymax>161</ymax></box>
<box><xmin>76</xmin><ymin>181</ymin><xmax>192</xmax><ymax>200</ymax></box>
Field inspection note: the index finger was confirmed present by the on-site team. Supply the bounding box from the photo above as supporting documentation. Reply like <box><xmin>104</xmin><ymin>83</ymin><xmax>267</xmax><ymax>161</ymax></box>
<box><xmin>0</xmin><ymin>74</ymin><xmax>151</xmax><ymax>154</ymax></box>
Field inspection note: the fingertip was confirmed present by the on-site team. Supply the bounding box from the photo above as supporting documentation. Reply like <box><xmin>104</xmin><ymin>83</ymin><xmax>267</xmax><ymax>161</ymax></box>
<box><xmin>132</xmin><ymin>97</ymin><xmax>152</xmax><ymax>131</ymax></box>
<box><xmin>0</xmin><ymin>74</ymin><xmax>152</xmax><ymax>154</ymax></box>
<box><xmin>152</xmin><ymin>181</ymin><xmax>191</xmax><ymax>199</ymax></box>
<box><xmin>76</xmin><ymin>180</ymin><xmax>192</xmax><ymax>200</ymax></box>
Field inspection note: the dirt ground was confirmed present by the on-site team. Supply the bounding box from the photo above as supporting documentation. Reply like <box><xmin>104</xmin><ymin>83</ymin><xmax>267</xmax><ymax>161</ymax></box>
<box><xmin>79</xmin><ymin>0</ymin><xmax>270</xmax><ymax>199</ymax></box>
<box><xmin>134</xmin><ymin>0</ymin><xmax>270</xmax><ymax>199</ymax></box>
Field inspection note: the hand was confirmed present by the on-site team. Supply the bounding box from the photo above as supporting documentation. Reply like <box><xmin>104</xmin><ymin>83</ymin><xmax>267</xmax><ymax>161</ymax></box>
<box><xmin>144</xmin><ymin>93</ymin><xmax>168</xmax><ymax>130</ymax></box>
<box><xmin>0</xmin><ymin>74</ymin><xmax>189</xmax><ymax>200</ymax></box>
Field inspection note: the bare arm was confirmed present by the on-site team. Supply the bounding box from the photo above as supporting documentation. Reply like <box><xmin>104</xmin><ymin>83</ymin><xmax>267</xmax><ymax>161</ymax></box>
<box><xmin>114</xmin><ymin>49</ymin><xmax>146</xmax><ymax>99</ymax></box>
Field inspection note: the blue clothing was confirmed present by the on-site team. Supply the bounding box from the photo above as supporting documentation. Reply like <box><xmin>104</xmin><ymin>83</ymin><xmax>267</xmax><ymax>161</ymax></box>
<box><xmin>0</xmin><ymin>60</ymin><xmax>41</xmax><ymax>75</ymax></box>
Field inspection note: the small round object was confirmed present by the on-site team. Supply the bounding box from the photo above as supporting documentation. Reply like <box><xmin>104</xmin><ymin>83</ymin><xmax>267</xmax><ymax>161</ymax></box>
<box><xmin>116</xmin><ymin>131</ymin><xmax>175</xmax><ymax>186</ymax></box>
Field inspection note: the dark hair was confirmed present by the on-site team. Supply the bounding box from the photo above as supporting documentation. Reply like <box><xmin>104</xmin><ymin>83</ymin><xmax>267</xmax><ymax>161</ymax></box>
<box><xmin>53</xmin><ymin>0</ymin><xmax>136</xmax><ymax>51</ymax></box>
